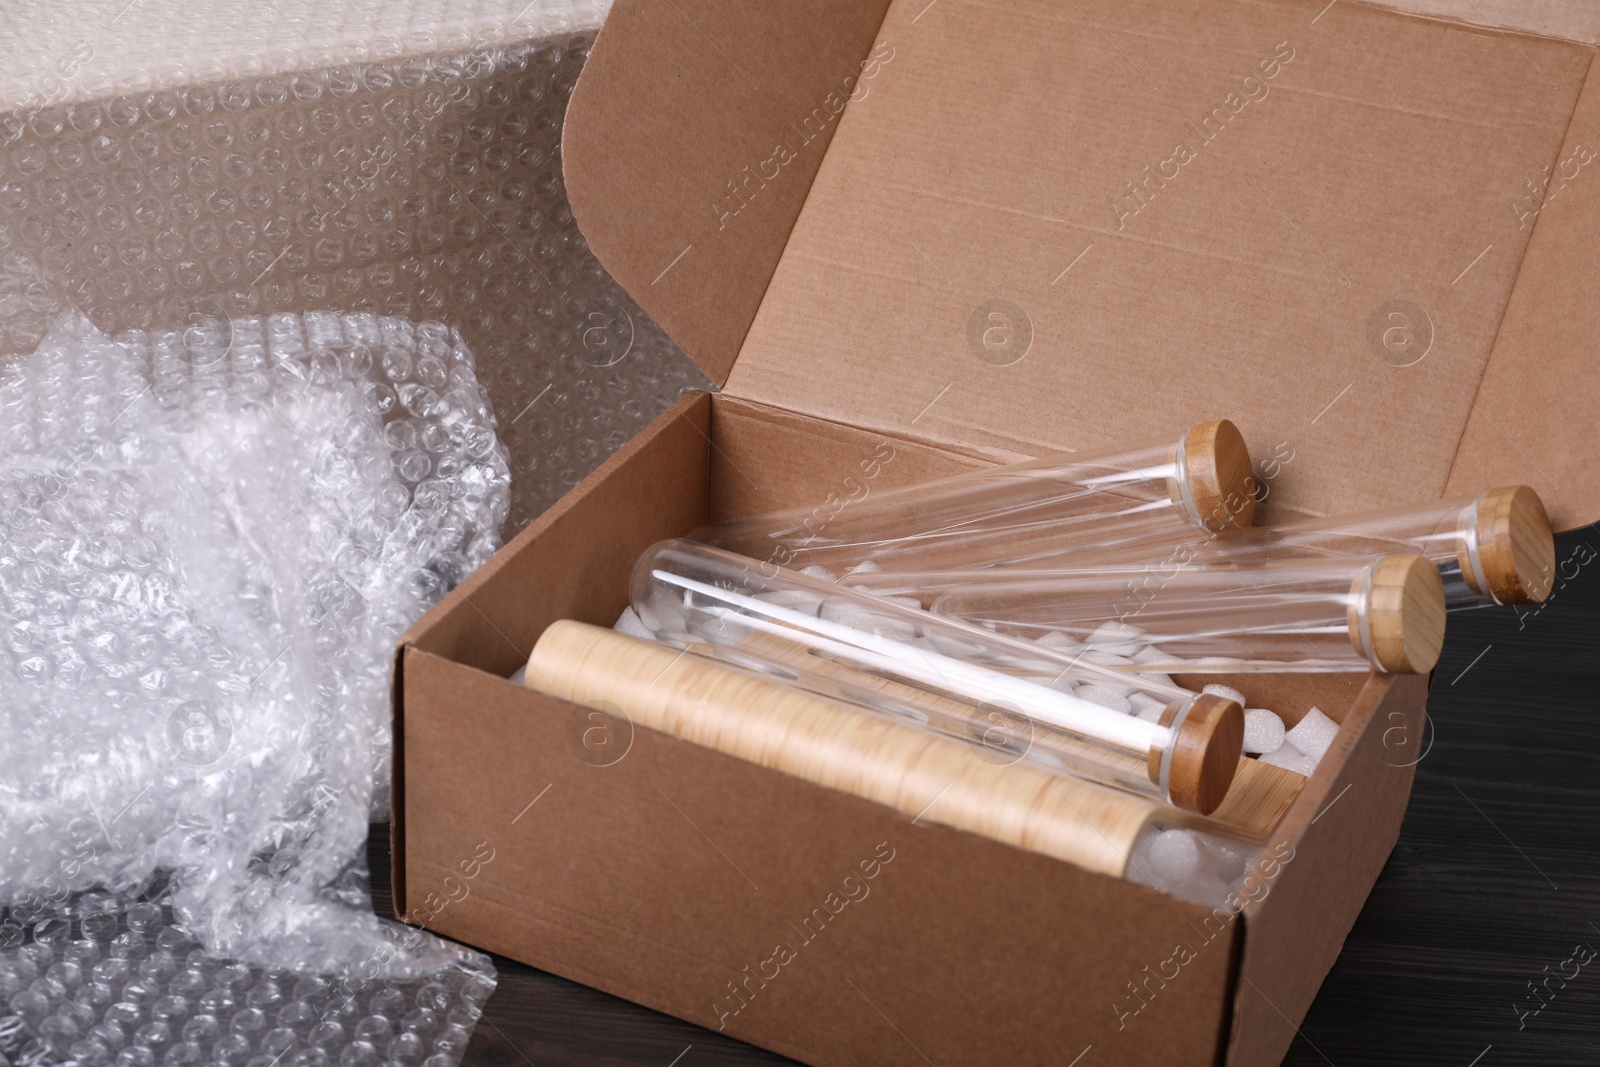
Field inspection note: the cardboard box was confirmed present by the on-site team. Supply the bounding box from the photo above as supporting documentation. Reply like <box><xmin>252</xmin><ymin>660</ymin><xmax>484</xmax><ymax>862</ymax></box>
<box><xmin>393</xmin><ymin>1</ymin><xmax>1600</xmax><ymax>1063</ymax></box>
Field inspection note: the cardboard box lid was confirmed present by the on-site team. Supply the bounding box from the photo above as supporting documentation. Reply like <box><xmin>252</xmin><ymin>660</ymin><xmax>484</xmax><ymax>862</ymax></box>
<box><xmin>563</xmin><ymin>0</ymin><xmax>1600</xmax><ymax>529</ymax></box>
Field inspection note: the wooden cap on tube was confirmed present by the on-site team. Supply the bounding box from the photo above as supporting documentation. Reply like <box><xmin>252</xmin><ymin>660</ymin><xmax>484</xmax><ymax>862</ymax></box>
<box><xmin>1349</xmin><ymin>554</ymin><xmax>1446</xmax><ymax>674</ymax></box>
<box><xmin>1458</xmin><ymin>485</ymin><xmax>1555</xmax><ymax>605</ymax></box>
<box><xmin>1148</xmin><ymin>694</ymin><xmax>1244</xmax><ymax>816</ymax></box>
<box><xmin>1170</xmin><ymin>419</ymin><xmax>1256</xmax><ymax>532</ymax></box>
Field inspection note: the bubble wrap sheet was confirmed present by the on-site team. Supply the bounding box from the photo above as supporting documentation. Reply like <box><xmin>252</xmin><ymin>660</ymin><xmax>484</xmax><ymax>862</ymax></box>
<box><xmin>0</xmin><ymin>4</ymin><xmax>711</xmax><ymax>1063</ymax></box>
<box><xmin>1</xmin><ymin>308</ymin><xmax>506</xmax><ymax>1067</ymax></box>
<box><xmin>0</xmin><ymin>15</ymin><xmax>710</xmax><ymax>532</ymax></box>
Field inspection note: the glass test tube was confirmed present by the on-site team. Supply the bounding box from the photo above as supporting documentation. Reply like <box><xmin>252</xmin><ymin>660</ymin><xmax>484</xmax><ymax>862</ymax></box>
<box><xmin>694</xmin><ymin>421</ymin><xmax>1257</xmax><ymax>575</ymax></box>
<box><xmin>632</xmin><ymin>539</ymin><xmax>1245</xmax><ymax>814</ymax></box>
<box><xmin>986</xmin><ymin>485</ymin><xmax>1555</xmax><ymax>608</ymax></box>
<box><xmin>917</xmin><ymin>554</ymin><xmax>1446</xmax><ymax>674</ymax></box>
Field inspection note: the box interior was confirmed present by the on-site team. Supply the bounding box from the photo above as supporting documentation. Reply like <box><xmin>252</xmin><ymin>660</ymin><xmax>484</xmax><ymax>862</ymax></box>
<box><xmin>396</xmin><ymin>391</ymin><xmax>1417</xmax><ymax>1064</ymax></box>
<box><xmin>564</xmin><ymin>0</ymin><xmax>1600</xmax><ymax>528</ymax></box>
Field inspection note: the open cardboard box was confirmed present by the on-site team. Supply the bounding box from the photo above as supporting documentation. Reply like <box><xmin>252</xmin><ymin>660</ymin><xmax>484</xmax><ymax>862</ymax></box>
<box><xmin>392</xmin><ymin>1</ymin><xmax>1600</xmax><ymax>1063</ymax></box>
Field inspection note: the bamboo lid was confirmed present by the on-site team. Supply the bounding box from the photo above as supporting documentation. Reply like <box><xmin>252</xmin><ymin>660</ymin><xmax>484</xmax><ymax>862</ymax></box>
<box><xmin>1170</xmin><ymin>419</ymin><xmax>1256</xmax><ymax>532</ymax></box>
<box><xmin>1147</xmin><ymin>694</ymin><xmax>1244</xmax><ymax>816</ymax></box>
<box><xmin>1349</xmin><ymin>554</ymin><xmax>1446</xmax><ymax>674</ymax></box>
<box><xmin>1458</xmin><ymin>485</ymin><xmax>1555</xmax><ymax>605</ymax></box>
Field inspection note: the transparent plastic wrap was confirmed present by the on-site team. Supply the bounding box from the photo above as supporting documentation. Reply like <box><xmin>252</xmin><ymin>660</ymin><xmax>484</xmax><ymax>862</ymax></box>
<box><xmin>0</xmin><ymin>11</ymin><xmax>715</xmax><ymax>1066</ymax></box>
<box><xmin>694</xmin><ymin>421</ymin><xmax>1257</xmax><ymax>574</ymax></box>
<box><xmin>626</xmin><ymin>540</ymin><xmax>1246</xmax><ymax>814</ymax></box>
<box><xmin>982</xmin><ymin>486</ymin><xmax>1556</xmax><ymax>608</ymax></box>
<box><xmin>0</xmin><ymin>310</ymin><xmax>506</xmax><ymax>1066</ymax></box>
<box><xmin>923</xmin><ymin>554</ymin><xmax>1448</xmax><ymax>674</ymax></box>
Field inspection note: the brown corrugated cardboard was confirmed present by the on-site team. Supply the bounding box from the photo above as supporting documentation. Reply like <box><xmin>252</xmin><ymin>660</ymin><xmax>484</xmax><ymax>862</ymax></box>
<box><xmin>1363</xmin><ymin>0</ymin><xmax>1600</xmax><ymax>42</ymax></box>
<box><xmin>561</xmin><ymin>0</ymin><xmax>894</xmax><ymax>386</ymax></box>
<box><xmin>1446</xmin><ymin>56</ymin><xmax>1600</xmax><ymax>529</ymax></box>
<box><xmin>397</xmin><ymin>395</ymin><xmax>1426</xmax><ymax>1066</ymax></box>
<box><xmin>567</xmin><ymin>0</ymin><xmax>1597</xmax><ymax>523</ymax></box>
<box><xmin>398</xmin><ymin>0</ymin><xmax>1600</xmax><ymax>1064</ymax></box>
<box><xmin>726</xmin><ymin>2</ymin><xmax>1585</xmax><ymax>520</ymax></box>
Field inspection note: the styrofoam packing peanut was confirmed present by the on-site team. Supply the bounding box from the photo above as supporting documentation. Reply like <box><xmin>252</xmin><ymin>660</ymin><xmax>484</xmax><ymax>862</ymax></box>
<box><xmin>508</xmin><ymin>665</ymin><xmax>528</xmax><ymax>686</ymax></box>
<box><xmin>1126</xmin><ymin>647</ymin><xmax>1179</xmax><ymax>684</ymax></box>
<box><xmin>1201</xmin><ymin>682</ymin><xmax>1247</xmax><ymax>706</ymax></box>
<box><xmin>925</xmin><ymin>630</ymin><xmax>990</xmax><ymax>658</ymax></box>
<box><xmin>1284</xmin><ymin>705</ymin><xmax>1339</xmax><ymax>761</ymax></box>
<box><xmin>1034</xmin><ymin>630</ymin><xmax>1081</xmax><ymax>653</ymax></box>
<box><xmin>1085</xmin><ymin>621</ymin><xmax>1147</xmax><ymax>657</ymax></box>
<box><xmin>1180</xmin><ymin>873</ymin><xmax>1234</xmax><ymax>909</ymax></box>
<box><xmin>1128</xmin><ymin>826</ymin><xmax>1257</xmax><ymax>906</ymax></box>
<box><xmin>819</xmin><ymin>600</ymin><xmax>918</xmax><ymax>641</ymax></box>
<box><xmin>1088</xmin><ymin>620</ymin><xmax>1146</xmax><ymax>642</ymax></box>
<box><xmin>1242</xmin><ymin>708</ymin><xmax>1286</xmax><ymax>755</ymax></box>
<box><xmin>846</xmin><ymin>559</ymin><xmax>882</xmax><ymax>575</ymax></box>
<box><xmin>1046</xmin><ymin>676</ymin><xmax>1078</xmax><ymax>695</ymax></box>
<box><xmin>754</xmin><ymin>589</ymin><xmax>824</xmax><ymax>615</ymax></box>
<box><xmin>614</xmin><ymin>606</ymin><xmax>654</xmax><ymax>639</ymax></box>
<box><xmin>882</xmin><ymin>594</ymin><xmax>923</xmax><ymax>611</ymax></box>
<box><xmin>1134</xmin><ymin>697</ymin><xmax>1167</xmax><ymax>723</ymax></box>
<box><xmin>1078</xmin><ymin>651</ymin><xmax>1137</xmax><ymax>696</ymax></box>
<box><xmin>1260</xmin><ymin>742</ymin><xmax>1318</xmax><ymax>776</ymax></box>
<box><xmin>800</xmin><ymin>565</ymin><xmax>838</xmax><ymax>583</ymax></box>
<box><xmin>1199</xmin><ymin>834</ymin><xmax>1257</xmax><ymax>881</ymax></box>
<box><xmin>635</xmin><ymin>590</ymin><xmax>688</xmax><ymax>635</ymax></box>
<box><xmin>1128</xmin><ymin>692</ymin><xmax>1168</xmax><ymax>720</ymax></box>
<box><xmin>1076</xmin><ymin>685</ymin><xmax>1131</xmax><ymax>715</ymax></box>
<box><xmin>696</xmin><ymin>612</ymin><xmax>754</xmax><ymax>644</ymax></box>
<box><xmin>1146</xmin><ymin>828</ymin><xmax>1202</xmax><ymax>882</ymax></box>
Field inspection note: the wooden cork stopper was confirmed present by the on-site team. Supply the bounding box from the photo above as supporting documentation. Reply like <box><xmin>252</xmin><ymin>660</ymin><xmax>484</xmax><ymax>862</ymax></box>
<box><xmin>1147</xmin><ymin>694</ymin><xmax>1244</xmax><ymax>816</ymax></box>
<box><xmin>1169</xmin><ymin>419</ymin><xmax>1256</xmax><ymax>532</ymax></box>
<box><xmin>1348</xmin><ymin>555</ymin><xmax>1446</xmax><ymax>674</ymax></box>
<box><xmin>1456</xmin><ymin>485</ymin><xmax>1555</xmax><ymax>604</ymax></box>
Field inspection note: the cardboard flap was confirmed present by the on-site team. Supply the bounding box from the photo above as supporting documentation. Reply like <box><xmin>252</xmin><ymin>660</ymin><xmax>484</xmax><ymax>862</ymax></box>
<box><xmin>561</xmin><ymin>0</ymin><xmax>893</xmax><ymax>386</ymax></box>
<box><xmin>724</xmin><ymin>0</ymin><xmax>1590</xmax><ymax>519</ymax></box>
<box><xmin>1360</xmin><ymin>0</ymin><xmax>1600</xmax><ymax>43</ymax></box>
<box><xmin>1446</xmin><ymin>50</ymin><xmax>1600</xmax><ymax>531</ymax></box>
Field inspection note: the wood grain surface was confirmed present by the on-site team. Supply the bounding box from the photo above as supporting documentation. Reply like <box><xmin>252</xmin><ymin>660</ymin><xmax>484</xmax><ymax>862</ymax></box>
<box><xmin>369</xmin><ymin>528</ymin><xmax>1600</xmax><ymax>1067</ymax></box>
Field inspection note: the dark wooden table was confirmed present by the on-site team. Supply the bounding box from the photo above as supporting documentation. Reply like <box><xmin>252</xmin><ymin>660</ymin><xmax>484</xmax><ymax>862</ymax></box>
<box><xmin>369</xmin><ymin>529</ymin><xmax>1600</xmax><ymax>1067</ymax></box>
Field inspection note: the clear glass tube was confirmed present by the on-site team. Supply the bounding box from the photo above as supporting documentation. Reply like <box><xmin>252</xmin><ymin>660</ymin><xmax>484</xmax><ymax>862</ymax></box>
<box><xmin>693</xmin><ymin>421</ymin><xmax>1256</xmax><ymax>575</ymax></box>
<box><xmin>914</xmin><ymin>554</ymin><xmax>1446</xmax><ymax>674</ymax></box>
<box><xmin>631</xmin><ymin>539</ymin><xmax>1245</xmax><ymax>813</ymax></box>
<box><xmin>984</xmin><ymin>485</ymin><xmax>1555</xmax><ymax>608</ymax></box>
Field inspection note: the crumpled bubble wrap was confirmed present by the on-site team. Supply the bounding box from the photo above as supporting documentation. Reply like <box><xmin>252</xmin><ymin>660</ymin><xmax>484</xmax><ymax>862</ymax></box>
<box><xmin>0</xmin><ymin>309</ymin><xmax>507</xmax><ymax>1067</ymax></box>
<box><xmin>0</xmin><ymin>10</ymin><xmax>708</xmax><ymax>1064</ymax></box>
